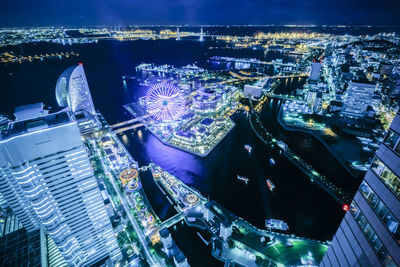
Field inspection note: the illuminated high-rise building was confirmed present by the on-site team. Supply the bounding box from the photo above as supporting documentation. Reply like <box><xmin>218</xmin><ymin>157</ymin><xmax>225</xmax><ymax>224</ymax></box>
<box><xmin>55</xmin><ymin>63</ymin><xmax>96</xmax><ymax>116</ymax></box>
<box><xmin>0</xmin><ymin>107</ymin><xmax>121</xmax><ymax>266</ymax></box>
<box><xmin>309</xmin><ymin>62</ymin><xmax>322</xmax><ymax>81</ymax></box>
<box><xmin>320</xmin><ymin>112</ymin><xmax>400</xmax><ymax>266</ymax></box>
<box><xmin>176</xmin><ymin>26</ymin><xmax>181</xmax><ymax>40</ymax></box>
<box><xmin>56</xmin><ymin>64</ymin><xmax>101</xmax><ymax>136</ymax></box>
<box><xmin>200</xmin><ymin>27</ymin><xmax>204</xmax><ymax>41</ymax></box>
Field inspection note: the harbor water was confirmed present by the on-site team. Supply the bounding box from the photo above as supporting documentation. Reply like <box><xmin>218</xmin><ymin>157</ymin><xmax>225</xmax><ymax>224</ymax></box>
<box><xmin>0</xmin><ymin>39</ymin><xmax>360</xmax><ymax>266</ymax></box>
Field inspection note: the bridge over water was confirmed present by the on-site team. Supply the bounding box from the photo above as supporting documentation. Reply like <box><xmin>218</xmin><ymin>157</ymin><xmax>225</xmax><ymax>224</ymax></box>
<box><xmin>148</xmin><ymin>212</ymin><xmax>186</xmax><ymax>236</ymax></box>
<box><xmin>110</xmin><ymin>114</ymin><xmax>150</xmax><ymax>133</ymax></box>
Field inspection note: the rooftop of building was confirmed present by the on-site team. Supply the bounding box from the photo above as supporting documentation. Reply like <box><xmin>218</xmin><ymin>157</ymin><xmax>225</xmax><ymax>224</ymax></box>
<box><xmin>159</xmin><ymin>228</ymin><xmax>170</xmax><ymax>238</ymax></box>
<box><xmin>200</xmin><ymin>118</ymin><xmax>214</xmax><ymax>126</ymax></box>
<box><xmin>176</xmin><ymin>130</ymin><xmax>195</xmax><ymax>139</ymax></box>
<box><xmin>350</xmin><ymin>80</ymin><xmax>376</xmax><ymax>87</ymax></box>
<box><xmin>205</xmin><ymin>201</ymin><xmax>237</xmax><ymax>224</ymax></box>
<box><xmin>174</xmin><ymin>250</ymin><xmax>187</xmax><ymax>263</ymax></box>
<box><xmin>14</xmin><ymin>103</ymin><xmax>45</xmax><ymax>121</ymax></box>
<box><xmin>1</xmin><ymin>110</ymin><xmax>73</xmax><ymax>140</ymax></box>
<box><xmin>221</xmin><ymin>219</ymin><xmax>231</xmax><ymax>228</ymax></box>
<box><xmin>181</xmin><ymin>113</ymin><xmax>195</xmax><ymax>120</ymax></box>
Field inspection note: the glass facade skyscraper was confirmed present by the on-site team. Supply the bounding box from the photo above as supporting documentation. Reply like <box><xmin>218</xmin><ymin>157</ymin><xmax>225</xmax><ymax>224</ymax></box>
<box><xmin>320</xmin><ymin>112</ymin><xmax>400</xmax><ymax>266</ymax></box>
<box><xmin>0</xmin><ymin>109</ymin><xmax>121</xmax><ymax>266</ymax></box>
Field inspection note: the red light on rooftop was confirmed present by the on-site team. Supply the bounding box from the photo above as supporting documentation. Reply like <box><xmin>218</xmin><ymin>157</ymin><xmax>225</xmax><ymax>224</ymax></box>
<box><xmin>342</xmin><ymin>204</ymin><xmax>349</xmax><ymax>212</ymax></box>
<box><xmin>78</xmin><ymin>62</ymin><xmax>83</xmax><ymax>65</ymax></box>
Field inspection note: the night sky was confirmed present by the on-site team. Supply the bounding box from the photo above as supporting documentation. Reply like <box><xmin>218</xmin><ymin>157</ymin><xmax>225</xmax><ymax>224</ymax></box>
<box><xmin>1</xmin><ymin>0</ymin><xmax>400</xmax><ymax>26</ymax></box>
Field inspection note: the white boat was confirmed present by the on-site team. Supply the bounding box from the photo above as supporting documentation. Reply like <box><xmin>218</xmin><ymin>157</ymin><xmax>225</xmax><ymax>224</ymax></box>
<box><xmin>269</xmin><ymin>158</ymin><xmax>276</xmax><ymax>165</ymax></box>
<box><xmin>362</xmin><ymin>146</ymin><xmax>372</xmax><ymax>152</ymax></box>
<box><xmin>266</xmin><ymin>179</ymin><xmax>275</xmax><ymax>191</ymax></box>
<box><xmin>276</xmin><ymin>141</ymin><xmax>287</xmax><ymax>151</ymax></box>
<box><xmin>236</xmin><ymin>175</ymin><xmax>249</xmax><ymax>184</ymax></box>
<box><xmin>244</xmin><ymin>144</ymin><xmax>252</xmax><ymax>153</ymax></box>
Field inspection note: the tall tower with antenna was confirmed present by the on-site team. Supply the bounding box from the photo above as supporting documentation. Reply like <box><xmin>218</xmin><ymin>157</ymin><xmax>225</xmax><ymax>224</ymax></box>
<box><xmin>200</xmin><ymin>27</ymin><xmax>204</xmax><ymax>41</ymax></box>
<box><xmin>176</xmin><ymin>26</ymin><xmax>181</xmax><ymax>40</ymax></box>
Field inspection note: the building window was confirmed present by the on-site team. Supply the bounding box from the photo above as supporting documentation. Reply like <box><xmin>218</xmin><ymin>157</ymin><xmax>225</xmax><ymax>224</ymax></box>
<box><xmin>359</xmin><ymin>181</ymin><xmax>400</xmax><ymax>245</ymax></box>
<box><xmin>395</xmin><ymin>141</ymin><xmax>400</xmax><ymax>155</ymax></box>
<box><xmin>383</xmin><ymin>130</ymin><xmax>400</xmax><ymax>150</ymax></box>
<box><xmin>350</xmin><ymin>201</ymin><xmax>396</xmax><ymax>267</ymax></box>
<box><xmin>370</xmin><ymin>157</ymin><xmax>400</xmax><ymax>199</ymax></box>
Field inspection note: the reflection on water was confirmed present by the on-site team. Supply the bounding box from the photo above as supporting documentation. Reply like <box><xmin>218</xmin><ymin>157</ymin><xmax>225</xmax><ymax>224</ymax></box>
<box><xmin>121</xmin><ymin>134</ymin><xmax>129</xmax><ymax>146</ymax></box>
<box><xmin>136</xmin><ymin>129</ymin><xmax>143</xmax><ymax>141</ymax></box>
<box><xmin>143</xmin><ymin>132</ymin><xmax>202</xmax><ymax>185</ymax></box>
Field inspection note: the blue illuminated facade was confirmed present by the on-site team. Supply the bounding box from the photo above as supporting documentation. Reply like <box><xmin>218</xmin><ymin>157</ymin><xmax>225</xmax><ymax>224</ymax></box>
<box><xmin>0</xmin><ymin>109</ymin><xmax>121</xmax><ymax>266</ymax></box>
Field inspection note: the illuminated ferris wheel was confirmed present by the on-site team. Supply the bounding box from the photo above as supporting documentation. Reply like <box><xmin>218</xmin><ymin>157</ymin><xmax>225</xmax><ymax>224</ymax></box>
<box><xmin>145</xmin><ymin>82</ymin><xmax>186</xmax><ymax>121</ymax></box>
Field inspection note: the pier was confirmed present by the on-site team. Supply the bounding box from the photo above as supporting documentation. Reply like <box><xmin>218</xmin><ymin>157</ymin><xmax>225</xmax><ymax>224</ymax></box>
<box><xmin>148</xmin><ymin>164</ymin><xmax>329</xmax><ymax>266</ymax></box>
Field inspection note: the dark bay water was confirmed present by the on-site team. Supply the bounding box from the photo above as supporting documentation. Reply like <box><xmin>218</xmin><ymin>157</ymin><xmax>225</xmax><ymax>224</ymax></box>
<box><xmin>0</xmin><ymin>39</ymin><xmax>359</xmax><ymax>266</ymax></box>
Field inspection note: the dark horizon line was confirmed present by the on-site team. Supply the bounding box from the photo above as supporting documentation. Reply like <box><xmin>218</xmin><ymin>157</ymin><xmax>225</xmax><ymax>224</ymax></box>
<box><xmin>1</xmin><ymin>24</ymin><xmax>400</xmax><ymax>29</ymax></box>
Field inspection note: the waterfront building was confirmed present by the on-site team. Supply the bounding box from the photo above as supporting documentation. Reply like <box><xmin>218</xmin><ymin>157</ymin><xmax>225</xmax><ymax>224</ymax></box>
<box><xmin>244</xmin><ymin>78</ymin><xmax>271</xmax><ymax>99</ymax></box>
<box><xmin>320</xmin><ymin>112</ymin><xmax>400</xmax><ymax>266</ymax></box>
<box><xmin>192</xmin><ymin>87</ymin><xmax>236</xmax><ymax>115</ymax></box>
<box><xmin>173</xmin><ymin>250</ymin><xmax>190</xmax><ymax>267</ymax></box>
<box><xmin>159</xmin><ymin>227</ymin><xmax>189</xmax><ymax>266</ymax></box>
<box><xmin>160</xmin><ymin>228</ymin><xmax>173</xmax><ymax>249</ymax></box>
<box><xmin>193</xmin><ymin>89</ymin><xmax>224</xmax><ymax>113</ymax></box>
<box><xmin>0</xmin><ymin>107</ymin><xmax>121</xmax><ymax>266</ymax></box>
<box><xmin>219</xmin><ymin>220</ymin><xmax>233</xmax><ymax>241</ymax></box>
<box><xmin>203</xmin><ymin>204</ymin><xmax>214</xmax><ymax>222</ymax></box>
<box><xmin>244</xmin><ymin>84</ymin><xmax>263</xmax><ymax>99</ymax></box>
<box><xmin>282</xmin><ymin>100</ymin><xmax>313</xmax><ymax>115</ymax></box>
<box><xmin>341</xmin><ymin>82</ymin><xmax>379</xmax><ymax>118</ymax></box>
<box><xmin>55</xmin><ymin>63</ymin><xmax>97</xmax><ymax>116</ymax></box>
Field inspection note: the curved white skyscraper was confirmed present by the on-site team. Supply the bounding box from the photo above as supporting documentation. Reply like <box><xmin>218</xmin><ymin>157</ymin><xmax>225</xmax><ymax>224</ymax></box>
<box><xmin>56</xmin><ymin>63</ymin><xmax>96</xmax><ymax>115</ymax></box>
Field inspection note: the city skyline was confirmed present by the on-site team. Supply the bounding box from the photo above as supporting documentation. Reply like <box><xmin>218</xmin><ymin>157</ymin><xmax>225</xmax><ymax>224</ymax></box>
<box><xmin>1</xmin><ymin>0</ymin><xmax>400</xmax><ymax>27</ymax></box>
<box><xmin>1</xmin><ymin>4</ymin><xmax>400</xmax><ymax>265</ymax></box>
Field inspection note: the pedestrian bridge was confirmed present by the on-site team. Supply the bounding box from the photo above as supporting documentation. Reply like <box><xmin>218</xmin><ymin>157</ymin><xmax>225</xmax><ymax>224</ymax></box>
<box><xmin>111</xmin><ymin>114</ymin><xmax>150</xmax><ymax>133</ymax></box>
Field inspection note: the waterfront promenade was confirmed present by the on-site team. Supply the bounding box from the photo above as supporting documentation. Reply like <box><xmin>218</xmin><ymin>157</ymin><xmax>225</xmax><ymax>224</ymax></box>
<box><xmin>148</xmin><ymin>163</ymin><xmax>329</xmax><ymax>266</ymax></box>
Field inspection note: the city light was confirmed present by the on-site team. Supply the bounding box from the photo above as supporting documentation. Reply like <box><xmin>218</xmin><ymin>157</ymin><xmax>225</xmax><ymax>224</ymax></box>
<box><xmin>2</xmin><ymin>15</ymin><xmax>400</xmax><ymax>267</ymax></box>
<box><xmin>342</xmin><ymin>204</ymin><xmax>349</xmax><ymax>212</ymax></box>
